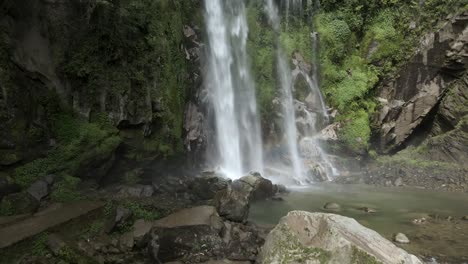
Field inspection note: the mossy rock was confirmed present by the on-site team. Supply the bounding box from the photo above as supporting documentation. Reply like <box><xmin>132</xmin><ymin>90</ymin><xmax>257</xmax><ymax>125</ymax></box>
<box><xmin>0</xmin><ymin>191</ymin><xmax>39</xmax><ymax>216</ymax></box>
<box><xmin>0</xmin><ymin>151</ymin><xmax>22</xmax><ymax>166</ymax></box>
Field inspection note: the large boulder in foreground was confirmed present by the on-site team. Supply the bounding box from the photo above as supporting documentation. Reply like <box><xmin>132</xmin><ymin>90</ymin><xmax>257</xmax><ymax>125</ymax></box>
<box><xmin>258</xmin><ymin>211</ymin><xmax>422</xmax><ymax>264</ymax></box>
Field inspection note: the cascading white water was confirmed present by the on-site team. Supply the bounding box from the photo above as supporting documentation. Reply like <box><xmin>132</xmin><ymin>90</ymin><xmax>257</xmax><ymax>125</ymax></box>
<box><xmin>265</xmin><ymin>0</ymin><xmax>305</xmax><ymax>183</ymax></box>
<box><xmin>294</xmin><ymin>30</ymin><xmax>339</xmax><ymax>180</ymax></box>
<box><xmin>204</xmin><ymin>0</ymin><xmax>264</xmax><ymax>179</ymax></box>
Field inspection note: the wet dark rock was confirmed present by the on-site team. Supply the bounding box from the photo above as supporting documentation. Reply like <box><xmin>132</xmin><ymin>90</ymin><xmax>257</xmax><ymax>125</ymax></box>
<box><xmin>105</xmin><ymin>206</ymin><xmax>133</xmax><ymax>233</ymax></box>
<box><xmin>237</xmin><ymin>173</ymin><xmax>275</xmax><ymax>201</ymax></box>
<box><xmin>271</xmin><ymin>196</ymin><xmax>284</xmax><ymax>202</ymax></box>
<box><xmin>27</xmin><ymin>180</ymin><xmax>50</xmax><ymax>202</ymax></box>
<box><xmin>147</xmin><ymin>235</ymin><xmax>161</xmax><ymax>263</ymax></box>
<box><xmin>323</xmin><ymin>202</ymin><xmax>341</xmax><ymax>211</ymax></box>
<box><xmin>215</xmin><ymin>172</ymin><xmax>277</xmax><ymax>222</ymax></box>
<box><xmin>359</xmin><ymin>207</ymin><xmax>377</xmax><ymax>214</ymax></box>
<box><xmin>132</xmin><ymin>219</ymin><xmax>153</xmax><ymax>248</ymax></box>
<box><xmin>119</xmin><ymin>232</ymin><xmax>134</xmax><ymax>251</ymax></box>
<box><xmin>117</xmin><ymin>185</ymin><xmax>154</xmax><ymax>198</ymax></box>
<box><xmin>189</xmin><ymin>173</ymin><xmax>230</xmax><ymax>200</ymax></box>
<box><xmin>223</xmin><ymin>222</ymin><xmax>265</xmax><ymax>261</ymax></box>
<box><xmin>274</xmin><ymin>184</ymin><xmax>288</xmax><ymax>194</ymax></box>
<box><xmin>0</xmin><ymin>173</ymin><xmax>20</xmax><ymax>200</ymax></box>
<box><xmin>46</xmin><ymin>234</ymin><xmax>66</xmax><ymax>255</ymax></box>
<box><xmin>0</xmin><ymin>151</ymin><xmax>22</xmax><ymax>166</ymax></box>
<box><xmin>147</xmin><ymin>206</ymin><xmax>225</xmax><ymax>262</ymax></box>
<box><xmin>0</xmin><ymin>192</ymin><xmax>39</xmax><ymax>215</ymax></box>
<box><xmin>215</xmin><ymin>185</ymin><xmax>250</xmax><ymax>222</ymax></box>
<box><xmin>150</xmin><ymin>225</ymin><xmax>223</xmax><ymax>263</ymax></box>
<box><xmin>152</xmin><ymin>176</ymin><xmax>189</xmax><ymax>195</ymax></box>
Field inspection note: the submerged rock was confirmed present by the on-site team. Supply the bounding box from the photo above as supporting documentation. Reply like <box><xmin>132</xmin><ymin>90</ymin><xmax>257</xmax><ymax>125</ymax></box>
<box><xmin>412</xmin><ymin>217</ymin><xmax>428</xmax><ymax>225</ymax></box>
<box><xmin>257</xmin><ymin>211</ymin><xmax>422</xmax><ymax>264</ymax></box>
<box><xmin>323</xmin><ymin>202</ymin><xmax>341</xmax><ymax>211</ymax></box>
<box><xmin>359</xmin><ymin>207</ymin><xmax>378</xmax><ymax>214</ymax></box>
<box><xmin>394</xmin><ymin>233</ymin><xmax>411</xmax><ymax>244</ymax></box>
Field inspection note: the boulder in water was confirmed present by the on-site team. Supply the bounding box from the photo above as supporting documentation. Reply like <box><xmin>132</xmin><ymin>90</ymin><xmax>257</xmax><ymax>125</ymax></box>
<box><xmin>323</xmin><ymin>202</ymin><xmax>341</xmax><ymax>211</ymax></box>
<box><xmin>257</xmin><ymin>211</ymin><xmax>422</xmax><ymax>264</ymax></box>
<box><xmin>215</xmin><ymin>173</ymin><xmax>277</xmax><ymax>222</ymax></box>
<box><xmin>189</xmin><ymin>172</ymin><xmax>230</xmax><ymax>200</ymax></box>
<box><xmin>215</xmin><ymin>184</ymin><xmax>251</xmax><ymax>222</ymax></box>
<box><xmin>394</xmin><ymin>233</ymin><xmax>411</xmax><ymax>244</ymax></box>
<box><xmin>359</xmin><ymin>207</ymin><xmax>378</xmax><ymax>214</ymax></box>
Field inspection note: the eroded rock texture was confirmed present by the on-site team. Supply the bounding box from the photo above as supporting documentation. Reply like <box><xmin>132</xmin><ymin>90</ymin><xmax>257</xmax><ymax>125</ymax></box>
<box><xmin>375</xmin><ymin>11</ymin><xmax>468</xmax><ymax>160</ymax></box>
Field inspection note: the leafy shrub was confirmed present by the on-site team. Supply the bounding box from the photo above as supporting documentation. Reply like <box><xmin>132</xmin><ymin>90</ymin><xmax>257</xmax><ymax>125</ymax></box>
<box><xmin>339</xmin><ymin>110</ymin><xmax>371</xmax><ymax>152</ymax></box>
<box><xmin>50</xmin><ymin>175</ymin><xmax>82</xmax><ymax>203</ymax></box>
<box><xmin>14</xmin><ymin>114</ymin><xmax>121</xmax><ymax>188</ymax></box>
<box><xmin>315</xmin><ymin>14</ymin><xmax>352</xmax><ymax>63</ymax></box>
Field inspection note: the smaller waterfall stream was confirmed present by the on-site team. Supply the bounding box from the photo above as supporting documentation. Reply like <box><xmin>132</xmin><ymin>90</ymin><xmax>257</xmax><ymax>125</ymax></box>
<box><xmin>265</xmin><ymin>0</ymin><xmax>338</xmax><ymax>183</ymax></box>
<box><xmin>265</xmin><ymin>0</ymin><xmax>305</xmax><ymax>183</ymax></box>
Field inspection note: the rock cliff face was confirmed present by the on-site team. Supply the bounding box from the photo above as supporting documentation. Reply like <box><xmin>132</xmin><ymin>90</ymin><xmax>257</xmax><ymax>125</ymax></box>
<box><xmin>375</xmin><ymin>11</ymin><xmax>468</xmax><ymax>163</ymax></box>
<box><xmin>0</xmin><ymin>0</ymin><xmax>207</xmax><ymax>171</ymax></box>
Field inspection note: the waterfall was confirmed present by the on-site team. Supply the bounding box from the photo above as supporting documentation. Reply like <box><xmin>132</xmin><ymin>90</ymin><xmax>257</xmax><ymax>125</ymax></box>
<box><xmin>265</xmin><ymin>0</ymin><xmax>305</xmax><ymax>183</ymax></box>
<box><xmin>294</xmin><ymin>31</ymin><xmax>339</xmax><ymax>180</ymax></box>
<box><xmin>204</xmin><ymin>0</ymin><xmax>264</xmax><ymax>179</ymax></box>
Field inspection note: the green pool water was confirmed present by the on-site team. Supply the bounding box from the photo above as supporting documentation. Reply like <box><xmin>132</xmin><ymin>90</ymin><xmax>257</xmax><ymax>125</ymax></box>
<box><xmin>249</xmin><ymin>183</ymin><xmax>468</xmax><ymax>263</ymax></box>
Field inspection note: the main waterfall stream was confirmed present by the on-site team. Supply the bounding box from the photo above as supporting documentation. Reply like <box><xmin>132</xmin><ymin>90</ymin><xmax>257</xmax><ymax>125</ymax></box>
<box><xmin>204</xmin><ymin>0</ymin><xmax>264</xmax><ymax>179</ymax></box>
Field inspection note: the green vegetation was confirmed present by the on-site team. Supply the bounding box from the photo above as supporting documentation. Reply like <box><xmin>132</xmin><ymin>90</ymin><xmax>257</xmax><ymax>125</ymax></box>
<box><xmin>14</xmin><ymin>113</ymin><xmax>121</xmax><ymax>188</ymax></box>
<box><xmin>351</xmin><ymin>246</ymin><xmax>382</xmax><ymax>264</ymax></box>
<box><xmin>123</xmin><ymin>201</ymin><xmax>160</xmax><ymax>221</ymax></box>
<box><xmin>338</xmin><ymin>110</ymin><xmax>372</xmax><ymax>151</ymax></box>
<box><xmin>315</xmin><ymin>0</ymin><xmax>467</xmax><ymax>151</ymax></box>
<box><xmin>31</xmin><ymin>232</ymin><xmax>49</xmax><ymax>257</ymax></box>
<box><xmin>265</xmin><ymin>225</ymin><xmax>331</xmax><ymax>263</ymax></box>
<box><xmin>50</xmin><ymin>175</ymin><xmax>82</xmax><ymax>203</ymax></box>
<box><xmin>62</xmin><ymin>0</ymin><xmax>201</xmax><ymax>157</ymax></box>
<box><xmin>247</xmin><ymin>5</ymin><xmax>277</xmax><ymax>120</ymax></box>
<box><xmin>103</xmin><ymin>200</ymin><xmax>160</xmax><ymax>232</ymax></box>
<box><xmin>0</xmin><ymin>198</ymin><xmax>14</xmax><ymax>216</ymax></box>
<box><xmin>377</xmin><ymin>146</ymin><xmax>457</xmax><ymax>169</ymax></box>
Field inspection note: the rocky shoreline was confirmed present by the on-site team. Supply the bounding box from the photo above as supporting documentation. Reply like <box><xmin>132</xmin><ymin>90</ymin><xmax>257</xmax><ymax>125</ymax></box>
<box><xmin>0</xmin><ymin>173</ymin><xmax>428</xmax><ymax>264</ymax></box>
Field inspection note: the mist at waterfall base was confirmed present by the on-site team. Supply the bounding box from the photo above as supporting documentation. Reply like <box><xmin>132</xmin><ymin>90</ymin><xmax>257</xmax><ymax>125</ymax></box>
<box><xmin>203</xmin><ymin>0</ymin><xmax>337</xmax><ymax>185</ymax></box>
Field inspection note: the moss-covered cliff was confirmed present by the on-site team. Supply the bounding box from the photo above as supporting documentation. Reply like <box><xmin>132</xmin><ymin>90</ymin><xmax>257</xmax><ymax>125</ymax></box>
<box><xmin>0</xmin><ymin>0</ymin><xmax>203</xmax><ymax>200</ymax></box>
